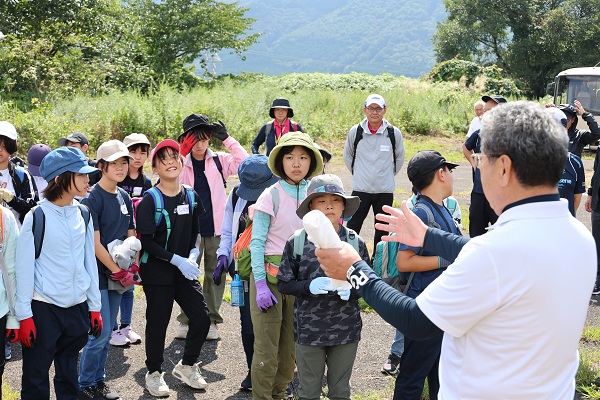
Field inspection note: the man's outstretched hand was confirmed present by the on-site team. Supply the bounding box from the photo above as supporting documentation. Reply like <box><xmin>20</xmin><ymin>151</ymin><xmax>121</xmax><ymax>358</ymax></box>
<box><xmin>315</xmin><ymin>242</ymin><xmax>361</xmax><ymax>281</ymax></box>
<box><xmin>375</xmin><ymin>203</ymin><xmax>427</xmax><ymax>248</ymax></box>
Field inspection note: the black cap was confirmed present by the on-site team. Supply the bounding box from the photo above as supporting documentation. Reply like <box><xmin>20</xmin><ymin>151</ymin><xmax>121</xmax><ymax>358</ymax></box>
<box><xmin>482</xmin><ymin>95</ymin><xmax>507</xmax><ymax>104</ymax></box>
<box><xmin>407</xmin><ymin>150</ymin><xmax>459</xmax><ymax>183</ymax></box>
<box><xmin>179</xmin><ymin>113</ymin><xmax>211</xmax><ymax>142</ymax></box>
<box><xmin>557</xmin><ymin>104</ymin><xmax>577</xmax><ymax>118</ymax></box>
<box><xmin>58</xmin><ymin>132</ymin><xmax>89</xmax><ymax>146</ymax></box>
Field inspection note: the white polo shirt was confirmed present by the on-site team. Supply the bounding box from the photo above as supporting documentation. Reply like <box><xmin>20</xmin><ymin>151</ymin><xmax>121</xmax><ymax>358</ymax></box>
<box><xmin>417</xmin><ymin>199</ymin><xmax>596</xmax><ymax>399</ymax></box>
<box><xmin>466</xmin><ymin>116</ymin><xmax>482</xmax><ymax>138</ymax></box>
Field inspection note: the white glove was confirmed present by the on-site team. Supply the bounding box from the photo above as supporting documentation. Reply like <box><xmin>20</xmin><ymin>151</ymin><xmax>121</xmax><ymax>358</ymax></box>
<box><xmin>0</xmin><ymin>188</ymin><xmax>14</xmax><ymax>203</ymax></box>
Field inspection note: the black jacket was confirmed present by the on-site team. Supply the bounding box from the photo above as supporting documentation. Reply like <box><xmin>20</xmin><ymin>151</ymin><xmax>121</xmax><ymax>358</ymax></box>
<box><xmin>6</xmin><ymin>161</ymin><xmax>37</xmax><ymax>223</ymax></box>
<box><xmin>568</xmin><ymin>112</ymin><xmax>600</xmax><ymax>158</ymax></box>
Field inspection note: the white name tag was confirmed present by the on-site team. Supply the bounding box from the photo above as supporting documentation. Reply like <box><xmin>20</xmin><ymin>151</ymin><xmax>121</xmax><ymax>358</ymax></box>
<box><xmin>133</xmin><ymin>187</ymin><xmax>143</xmax><ymax>196</ymax></box>
<box><xmin>380</xmin><ymin>145</ymin><xmax>390</xmax><ymax>152</ymax></box>
<box><xmin>177</xmin><ymin>204</ymin><xmax>190</xmax><ymax>215</ymax></box>
<box><xmin>120</xmin><ymin>205</ymin><xmax>128</xmax><ymax>215</ymax></box>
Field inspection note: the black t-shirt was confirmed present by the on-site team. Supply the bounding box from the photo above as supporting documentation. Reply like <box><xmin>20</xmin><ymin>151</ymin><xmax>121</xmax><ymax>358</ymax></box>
<box><xmin>191</xmin><ymin>157</ymin><xmax>214</xmax><ymax>236</ymax></box>
<box><xmin>136</xmin><ymin>186</ymin><xmax>200</xmax><ymax>285</ymax></box>
<box><xmin>118</xmin><ymin>173</ymin><xmax>152</xmax><ymax>198</ymax></box>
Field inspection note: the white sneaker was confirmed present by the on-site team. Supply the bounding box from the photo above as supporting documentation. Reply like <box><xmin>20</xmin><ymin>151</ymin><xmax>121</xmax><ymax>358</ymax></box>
<box><xmin>145</xmin><ymin>371</ymin><xmax>170</xmax><ymax>397</ymax></box>
<box><xmin>121</xmin><ymin>326</ymin><xmax>142</xmax><ymax>344</ymax></box>
<box><xmin>172</xmin><ymin>360</ymin><xmax>208</xmax><ymax>389</ymax></box>
<box><xmin>109</xmin><ymin>329</ymin><xmax>130</xmax><ymax>347</ymax></box>
<box><xmin>206</xmin><ymin>323</ymin><xmax>220</xmax><ymax>340</ymax></box>
<box><xmin>174</xmin><ymin>323</ymin><xmax>188</xmax><ymax>340</ymax></box>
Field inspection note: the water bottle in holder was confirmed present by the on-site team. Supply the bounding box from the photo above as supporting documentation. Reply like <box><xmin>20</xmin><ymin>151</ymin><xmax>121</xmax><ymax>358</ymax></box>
<box><xmin>230</xmin><ymin>274</ymin><xmax>244</xmax><ymax>307</ymax></box>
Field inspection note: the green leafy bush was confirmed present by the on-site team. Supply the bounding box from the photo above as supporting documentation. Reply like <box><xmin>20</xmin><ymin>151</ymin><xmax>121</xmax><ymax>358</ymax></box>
<box><xmin>429</xmin><ymin>59</ymin><xmax>521</xmax><ymax>98</ymax></box>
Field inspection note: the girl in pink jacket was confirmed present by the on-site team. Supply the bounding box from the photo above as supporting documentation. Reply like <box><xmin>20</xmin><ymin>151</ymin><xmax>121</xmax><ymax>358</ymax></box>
<box><xmin>176</xmin><ymin>114</ymin><xmax>248</xmax><ymax>340</ymax></box>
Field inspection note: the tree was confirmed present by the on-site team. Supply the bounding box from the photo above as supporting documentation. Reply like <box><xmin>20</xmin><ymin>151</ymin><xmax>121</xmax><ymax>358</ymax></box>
<box><xmin>433</xmin><ymin>0</ymin><xmax>600</xmax><ymax>98</ymax></box>
<box><xmin>131</xmin><ymin>0</ymin><xmax>259</xmax><ymax>85</ymax></box>
<box><xmin>0</xmin><ymin>0</ymin><xmax>259</xmax><ymax>96</ymax></box>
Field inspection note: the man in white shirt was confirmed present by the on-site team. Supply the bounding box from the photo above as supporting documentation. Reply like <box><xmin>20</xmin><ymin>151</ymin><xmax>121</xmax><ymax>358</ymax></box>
<box><xmin>465</xmin><ymin>100</ymin><xmax>484</xmax><ymax>138</ymax></box>
<box><xmin>316</xmin><ymin>101</ymin><xmax>596</xmax><ymax>399</ymax></box>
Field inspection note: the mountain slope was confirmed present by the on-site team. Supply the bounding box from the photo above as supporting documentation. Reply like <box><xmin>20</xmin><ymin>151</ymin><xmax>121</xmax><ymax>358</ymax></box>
<box><xmin>212</xmin><ymin>0</ymin><xmax>445</xmax><ymax>77</ymax></box>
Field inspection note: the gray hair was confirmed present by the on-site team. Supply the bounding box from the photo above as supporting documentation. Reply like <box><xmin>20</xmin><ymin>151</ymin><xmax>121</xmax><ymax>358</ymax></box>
<box><xmin>480</xmin><ymin>101</ymin><xmax>567</xmax><ymax>187</ymax></box>
<box><xmin>474</xmin><ymin>100</ymin><xmax>485</xmax><ymax>109</ymax></box>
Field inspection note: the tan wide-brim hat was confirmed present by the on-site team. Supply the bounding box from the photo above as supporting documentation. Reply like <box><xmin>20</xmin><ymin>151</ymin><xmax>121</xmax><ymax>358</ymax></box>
<box><xmin>296</xmin><ymin>174</ymin><xmax>360</xmax><ymax>219</ymax></box>
<box><xmin>267</xmin><ymin>132</ymin><xmax>323</xmax><ymax>180</ymax></box>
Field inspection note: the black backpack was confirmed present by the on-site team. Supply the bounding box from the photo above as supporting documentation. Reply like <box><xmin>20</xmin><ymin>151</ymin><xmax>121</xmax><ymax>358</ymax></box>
<box><xmin>351</xmin><ymin>125</ymin><xmax>397</xmax><ymax>174</ymax></box>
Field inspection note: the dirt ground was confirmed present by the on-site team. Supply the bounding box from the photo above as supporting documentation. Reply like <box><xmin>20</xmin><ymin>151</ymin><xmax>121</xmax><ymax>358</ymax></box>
<box><xmin>3</xmin><ymin>154</ymin><xmax>599</xmax><ymax>399</ymax></box>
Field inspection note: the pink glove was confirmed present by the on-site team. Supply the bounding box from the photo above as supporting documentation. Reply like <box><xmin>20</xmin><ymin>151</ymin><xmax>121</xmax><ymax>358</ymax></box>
<box><xmin>255</xmin><ymin>279</ymin><xmax>278</xmax><ymax>312</ymax></box>
<box><xmin>128</xmin><ymin>263</ymin><xmax>142</xmax><ymax>284</ymax></box>
<box><xmin>110</xmin><ymin>269</ymin><xmax>137</xmax><ymax>287</ymax></box>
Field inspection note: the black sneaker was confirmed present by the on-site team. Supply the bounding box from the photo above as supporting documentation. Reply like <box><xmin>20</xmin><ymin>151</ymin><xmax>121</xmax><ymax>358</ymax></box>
<box><xmin>77</xmin><ymin>387</ymin><xmax>102</xmax><ymax>400</ymax></box>
<box><xmin>96</xmin><ymin>382</ymin><xmax>121</xmax><ymax>400</ymax></box>
<box><xmin>593</xmin><ymin>279</ymin><xmax>600</xmax><ymax>296</ymax></box>
<box><xmin>240</xmin><ymin>371</ymin><xmax>252</xmax><ymax>391</ymax></box>
<box><xmin>381</xmin><ymin>353</ymin><xmax>401</xmax><ymax>376</ymax></box>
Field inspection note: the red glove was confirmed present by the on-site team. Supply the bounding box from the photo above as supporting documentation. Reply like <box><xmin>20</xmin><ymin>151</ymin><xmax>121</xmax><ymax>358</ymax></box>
<box><xmin>6</xmin><ymin>328</ymin><xmax>19</xmax><ymax>343</ymax></box>
<box><xmin>128</xmin><ymin>263</ymin><xmax>142</xmax><ymax>284</ymax></box>
<box><xmin>179</xmin><ymin>132</ymin><xmax>197</xmax><ymax>157</ymax></box>
<box><xmin>110</xmin><ymin>269</ymin><xmax>137</xmax><ymax>287</ymax></box>
<box><xmin>19</xmin><ymin>317</ymin><xmax>36</xmax><ymax>347</ymax></box>
<box><xmin>89</xmin><ymin>311</ymin><xmax>103</xmax><ymax>338</ymax></box>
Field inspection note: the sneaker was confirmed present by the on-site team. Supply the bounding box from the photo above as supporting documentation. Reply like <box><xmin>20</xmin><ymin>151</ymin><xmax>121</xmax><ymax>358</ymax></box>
<box><xmin>96</xmin><ymin>381</ymin><xmax>121</xmax><ymax>400</ymax></box>
<box><xmin>172</xmin><ymin>360</ymin><xmax>208</xmax><ymax>390</ymax></box>
<box><xmin>593</xmin><ymin>279</ymin><xmax>600</xmax><ymax>295</ymax></box>
<box><xmin>109</xmin><ymin>330</ymin><xmax>130</xmax><ymax>347</ymax></box>
<box><xmin>77</xmin><ymin>386</ymin><xmax>102</xmax><ymax>400</ymax></box>
<box><xmin>240</xmin><ymin>371</ymin><xmax>252</xmax><ymax>391</ymax></box>
<box><xmin>381</xmin><ymin>353</ymin><xmax>401</xmax><ymax>376</ymax></box>
<box><xmin>174</xmin><ymin>323</ymin><xmax>188</xmax><ymax>340</ymax></box>
<box><xmin>4</xmin><ymin>340</ymin><xmax>11</xmax><ymax>360</ymax></box>
<box><xmin>286</xmin><ymin>383</ymin><xmax>294</xmax><ymax>398</ymax></box>
<box><xmin>121</xmin><ymin>326</ymin><xmax>142</xmax><ymax>344</ymax></box>
<box><xmin>206</xmin><ymin>323</ymin><xmax>220</xmax><ymax>340</ymax></box>
<box><xmin>145</xmin><ymin>371</ymin><xmax>170</xmax><ymax>397</ymax></box>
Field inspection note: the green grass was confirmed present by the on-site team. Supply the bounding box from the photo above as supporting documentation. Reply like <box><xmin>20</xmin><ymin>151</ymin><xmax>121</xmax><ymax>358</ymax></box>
<box><xmin>0</xmin><ymin>73</ymin><xmax>485</xmax><ymax>159</ymax></box>
<box><xmin>578</xmin><ymin>326</ymin><xmax>600</xmax><ymax>398</ymax></box>
<box><xmin>582</xmin><ymin>326</ymin><xmax>600</xmax><ymax>342</ymax></box>
<box><xmin>2</xmin><ymin>383</ymin><xmax>18</xmax><ymax>400</ymax></box>
<box><xmin>358</xmin><ymin>298</ymin><xmax>374</xmax><ymax>313</ymax></box>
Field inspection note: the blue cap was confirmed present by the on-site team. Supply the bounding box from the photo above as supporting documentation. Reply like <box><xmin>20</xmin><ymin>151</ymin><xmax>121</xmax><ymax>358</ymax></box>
<box><xmin>237</xmin><ymin>155</ymin><xmax>279</xmax><ymax>201</ymax></box>
<box><xmin>40</xmin><ymin>146</ymin><xmax>99</xmax><ymax>182</ymax></box>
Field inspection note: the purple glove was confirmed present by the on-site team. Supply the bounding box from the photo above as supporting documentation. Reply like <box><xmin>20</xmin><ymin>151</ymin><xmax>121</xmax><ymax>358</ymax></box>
<box><xmin>255</xmin><ymin>279</ymin><xmax>278</xmax><ymax>312</ymax></box>
<box><xmin>213</xmin><ymin>255</ymin><xmax>228</xmax><ymax>286</ymax></box>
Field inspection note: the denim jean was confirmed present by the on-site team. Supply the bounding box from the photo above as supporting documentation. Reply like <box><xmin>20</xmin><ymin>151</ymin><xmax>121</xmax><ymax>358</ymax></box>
<box><xmin>390</xmin><ymin>329</ymin><xmax>405</xmax><ymax>357</ymax></box>
<box><xmin>114</xmin><ymin>286</ymin><xmax>134</xmax><ymax>329</ymax></box>
<box><xmin>79</xmin><ymin>289</ymin><xmax>122</xmax><ymax>388</ymax></box>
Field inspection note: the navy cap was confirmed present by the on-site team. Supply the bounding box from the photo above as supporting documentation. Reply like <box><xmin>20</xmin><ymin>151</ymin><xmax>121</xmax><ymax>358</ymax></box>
<box><xmin>27</xmin><ymin>144</ymin><xmax>52</xmax><ymax>177</ymax></box>
<box><xmin>237</xmin><ymin>155</ymin><xmax>279</xmax><ymax>202</ymax></box>
<box><xmin>58</xmin><ymin>132</ymin><xmax>89</xmax><ymax>147</ymax></box>
<box><xmin>481</xmin><ymin>95</ymin><xmax>507</xmax><ymax>104</ymax></box>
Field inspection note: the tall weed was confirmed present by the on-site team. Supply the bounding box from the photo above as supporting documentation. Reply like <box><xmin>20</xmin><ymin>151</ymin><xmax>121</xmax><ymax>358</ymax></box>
<box><xmin>1</xmin><ymin>73</ymin><xmax>489</xmax><ymax>157</ymax></box>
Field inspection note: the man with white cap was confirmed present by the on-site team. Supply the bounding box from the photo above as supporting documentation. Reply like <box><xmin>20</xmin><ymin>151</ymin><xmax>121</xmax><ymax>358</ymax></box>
<box><xmin>343</xmin><ymin>94</ymin><xmax>405</xmax><ymax>250</ymax></box>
